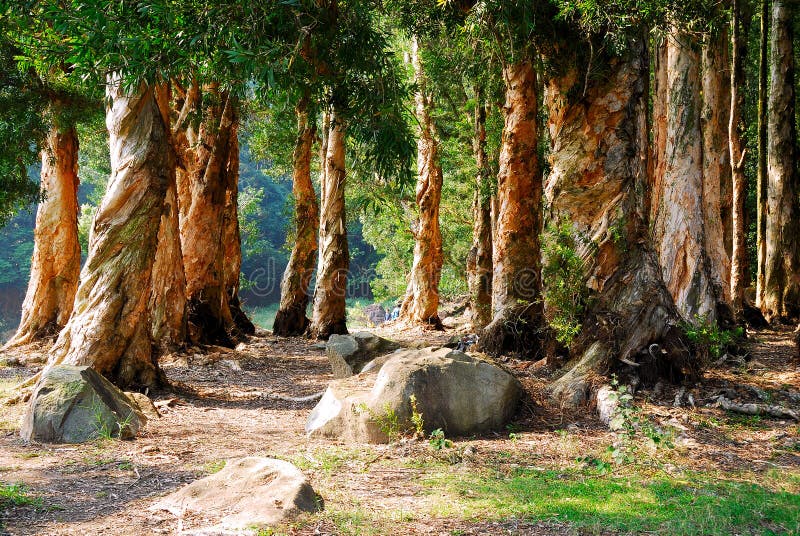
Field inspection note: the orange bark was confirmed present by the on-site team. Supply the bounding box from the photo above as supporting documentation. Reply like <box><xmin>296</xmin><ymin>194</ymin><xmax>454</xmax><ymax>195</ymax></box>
<box><xmin>5</xmin><ymin>121</ymin><xmax>80</xmax><ymax>347</ymax></box>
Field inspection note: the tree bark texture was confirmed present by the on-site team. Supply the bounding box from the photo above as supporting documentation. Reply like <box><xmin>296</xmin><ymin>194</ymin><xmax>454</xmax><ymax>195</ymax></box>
<box><xmin>651</xmin><ymin>31</ymin><xmax>728</xmax><ymax>324</ymax></box>
<box><xmin>702</xmin><ymin>27</ymin><xmax>733</xmax><ymax>292</ymax></box>
<box><xmin>175</xmin><ymin>88</ymin><xmax>240</xmax><ymax>345</ymax></box>
<box><xmin>273</xmin><ymin>101</ymin><xmax>319</xmax><ymax>336</ymax></box>
<box><xmin>763</xmin><ymin>0</ymin><xmax>800</xmax><ymax>321</ymax></box>
<box><xmin>650</xmin><ymin>36</ymin><xmax>667</xmax><ymax>223</ymax></box>
<box><xmin>730</xmin><ymin>0</ymin><xmax>749</xmax><ymax>314</ymax></box>
<box><xmin>309</xmin><ymin>110</ymin><xmax>349</xmax><ymax>339</ymax></box>
<box><xmin>222</xmin><ymin>122</ymin><xmax>255</xmax><ymax>335</ymax></box>
<box><xmin>544</xmin><ymin>37</ymin><xmax>689</xmax><ymax>407</ymax></box>
<box><xmin>467</xmin><ymin>95</ymin><xmax>493</xmax><ymax>331</ymax></box>
<box><xmin>400</xmin><ymin>37</ymin><xmax>444</xmax><ymax>329</ymax></box>
<box><xmin>148</xmin><ymin>171</ymin><xmax>187</xmax><ymax>349</ymax></box>
<box><xmin>46</xmin><ymin>81</ymin><xmax>172</xmax><ymax>389</ymax></box>
<box><xmin>5</xmin><ymin>122</ymin><xmax>80</xmax><ymax>347</ymax></box>
<box><xmin>475</xmin><ymin>60</ymin><xmax>547</xmax><ymax>358</ymax></box>
<box><xmin>756</xmin><ymin>0</ymin><xmax>770</xmax><ymax>308</ymax></box>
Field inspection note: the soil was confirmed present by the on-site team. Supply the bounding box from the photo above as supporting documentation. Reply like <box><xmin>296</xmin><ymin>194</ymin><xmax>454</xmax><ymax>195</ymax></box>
<box><xmin>0</xmin><ymin>323</ymin><xmax>798</xmax><ymax>535</ymax></box>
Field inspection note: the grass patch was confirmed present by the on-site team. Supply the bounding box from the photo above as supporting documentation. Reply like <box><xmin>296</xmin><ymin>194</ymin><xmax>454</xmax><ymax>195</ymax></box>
<box><xmin>423</xmin><ymin>466</ymin><xmax>800</xmax><ymax>535</ymax></box>
<box><xmin>0</xmin><ymin>482</ymin><xmax>42</xmax><ymax>509</ymax></box>
<box><xmin>204</xmin><ymin>459</ymin><xmax>226</xmax><ymax>474</ymax></box>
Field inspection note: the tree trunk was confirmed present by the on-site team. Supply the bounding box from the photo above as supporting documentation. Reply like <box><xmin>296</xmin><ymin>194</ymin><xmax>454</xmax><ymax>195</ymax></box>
<box><xmin>475</xmin><ymin>60</ymin><xmax>547</xmax><ymax>358</ymax></box>
<box><xmin>46</xmin><ymin>81</ymin><xmax>172</xmax><ymax>389</ymax></box>
<box><xmin>149</xmin><ymin>171</ymin><xmax>187</xmax><ymax>349</ymax></box>
<box><xmin>651</xmin><ymin>30</ymin><xmax>729</xmax><ymax>324</ymax></box>
<box><xmin>309</xmin><ymin>109</ymin><xmax>349</xmax><ymax>339</ymax></box>
<box><xmin>175</xmin><ymin>88</ymin><xmax>239</xmax><ymax>345</ymax></box>
<box><xmin>400</xmin><ymin>37</ymin><xmax>444</xmax><ymax>329</ymax></box>
<box><xmin>544</xmin><ymin>36</ymin><xmax>690</xmax><ymax>407</ymax></box>
<box><xmin>222</xmin><ymin>119</ymin><xmax>255</xmax><ymax>335</ymax></box>
<box><xmin>763</xmin><ymin>0</ymin><xmax>800</xmax><ymax>321</ymax></box>
<box><xmin>756</xmin><ymin>0</ymin><xmax>769</xmax><ymax>308</ymax></box>
<box><xmin>650</xmin><ymin>36</ymin><xmax>668</xmax><ymax>222</ymax></box>
<box><xmin>702</xmin><ymin>27</ymin><xmax>733</xmax><ymax>294</ymax></box>
<box><xmin>730</xmin><ymin>0</ymin><xmax>749</xmax><ymax>314</ymax></box>
<box><xmin>273</xmin><ymin>99</ymin><xmax>319</xmax><ymax>336</ymax></box>
<box><xmin>5</xmin><ymin>121</ymin><xmax>80</xmax><ymax>348</ymax></box>
<box><xmin>467</xmin><ymin>94</ymin><xmax>493</xmax><ymax>331</ymax></box>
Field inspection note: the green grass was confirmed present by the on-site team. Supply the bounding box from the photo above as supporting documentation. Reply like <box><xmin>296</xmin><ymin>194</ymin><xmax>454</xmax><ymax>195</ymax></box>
<box><xmin>0</xmin><ymin>482</ymin><xmax>42</xmax><ymax>509</ymax></box>
<box><xmin>422</xmin><ymin>467</ymin><xmax>800</xmax><ymax>535</ymax></box>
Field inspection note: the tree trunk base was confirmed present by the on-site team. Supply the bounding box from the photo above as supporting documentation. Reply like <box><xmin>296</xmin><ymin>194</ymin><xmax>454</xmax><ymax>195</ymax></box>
<box><xmin>228</xmin><ymin>293</ymin><xmax>255</xmax><ymax>335</ymax></box>
<box><xmin>307</xmin><ymin>320</ymin><xmax>348</xmax><ymax>341</ymax></box>
<box><xmin>186</xmin><ymin>299</ymin><xmax>236</xmax><ymax>348</ymax></box>
<box><xmin>3</xmin><ymin>322</ymin><xmax>62</xmax><ymax>350</ymax></box>
<box><xmin>273</xmin><ymin>306</ymin><xmax>310</xmax><ymax>337</ymax></box>
<box><xmin>476</xmin><ymin>305</ymin><xmax>550</xmax><ymax>360</ymax></box>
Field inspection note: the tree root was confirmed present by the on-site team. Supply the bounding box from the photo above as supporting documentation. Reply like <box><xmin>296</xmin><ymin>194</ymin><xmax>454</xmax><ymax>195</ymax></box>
<box><xmin>715</xmin><ymin>395</ymin><xmax>799</xmax><ymax>421</ymax></box>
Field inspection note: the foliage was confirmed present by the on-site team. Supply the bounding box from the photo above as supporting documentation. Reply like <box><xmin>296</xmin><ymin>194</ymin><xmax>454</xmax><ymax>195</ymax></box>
<box><xmin>428</xmin><ymin>428</ymin><xmax>452</xmax><ymax>450</ymax></box>
<box><xmin>0</xmin><ymin>482</ymin><xmax>42</xmax><ymax>509</ymax></box>
<box><xmin>680</xmin><ymin>315</ymin><xmax>745</xmax><ymax>363</ymax></box>
<box><xmin>541</xmin><ymin>220</ymin><xmax>591</xmax><ymax>347</ymax></box>
<box><xmin>357</xmin><ymin>395</ymin><xmax>425</xmax><ymax>441</ymax></box>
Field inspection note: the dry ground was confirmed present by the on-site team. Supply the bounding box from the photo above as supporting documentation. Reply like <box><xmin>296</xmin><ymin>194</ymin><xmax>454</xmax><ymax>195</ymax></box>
<box><xmin>0</xmin><ymin>324</ymin><xmax>798</xmax><ymax>535</ymax></box>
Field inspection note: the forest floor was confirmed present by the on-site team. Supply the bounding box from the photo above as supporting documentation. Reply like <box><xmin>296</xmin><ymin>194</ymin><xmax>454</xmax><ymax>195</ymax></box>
<box><xmin>0</xmin><ymin>322</ymin><xmax>798</xmax><ymax>535</ymax></box>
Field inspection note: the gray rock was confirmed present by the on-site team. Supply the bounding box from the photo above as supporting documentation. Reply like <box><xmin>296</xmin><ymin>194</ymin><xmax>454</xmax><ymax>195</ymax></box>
<box><xmin>363</xmin><ymin>304</ymin><xmax>386</xmax><ymax>326</ymax></box>
<box><xmin>307</xmin><ymin>347</ymin><xmax>522</xmax><ymax>443</ymax></box>
<box><xmin>595</xmin><ymin>385</ymin><xmax>620</xmax><ymax>430</ymax></box>
<box><xmin>150</xmin><ymin>457</ymin><xmax>321</xmax><ymax>531</ymax></box>
<box><xmin>326</xmin><ymin>331</ymin><xmax>400</xmax><ymax>378</ymax></box>
<box><xmin>21</xmin><ymin>365</ymin><xmax>144</xmax><ymax>443</ymax></box>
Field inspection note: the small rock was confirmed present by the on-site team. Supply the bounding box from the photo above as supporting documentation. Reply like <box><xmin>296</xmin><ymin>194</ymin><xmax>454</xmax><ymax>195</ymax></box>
<box><xmin>150</xmin><ymin>457</ymin><xmax>321</xmax><ymax>531</ymax></box>
<box><xmin>124</xmin><ymin>391</ymin><xmax>161</xmax><ymax>421</ymax></box>
<box><xmin>221</xmin><ymin>359</ymin><xmax>242</xmax><ymax>372</ymax></box>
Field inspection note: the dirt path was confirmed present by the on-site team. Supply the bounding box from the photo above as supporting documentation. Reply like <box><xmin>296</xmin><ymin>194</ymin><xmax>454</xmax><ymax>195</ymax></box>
<box><xmin>0</xmin><ymin>325</ymin><xmax>797</xmax><ymax>535</ymax></box>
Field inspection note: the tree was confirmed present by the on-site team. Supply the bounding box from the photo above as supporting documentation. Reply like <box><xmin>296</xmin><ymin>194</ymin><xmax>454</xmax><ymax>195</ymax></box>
<box><xmin>46</xmin><ymin>81</ymin><xmax>172</xmax><ymax>388</ymax></box>
<box><xmin>309</xmin><ymin>108</ymin><xmax>350</xmax><ymax>338</ymax></box>
<box><xmin>5</xmin><ymin>116</ymin><xmax>81</xmax><ymax>347</ymax></box>
<box><xmin>467</xmin><ymin>92</ymin><xmax>492</xmax><ymax>331</ymax></box>
<box><xmin>399</xmin><ymin>37</ymin><xmax>444</xmax><ymax>329</ymax></box>
<box><xmin>651</xmin><ymin>28</ymin><xmax>729</xmax><ymax>324</ymax></box>
<box><xmin>762</xmin><ymin>0</ymin><xmax>800</xmax><ymax>321</ymax></box>
<box><xmin>756</xmin><ymin>0</ymin><xmax>769</xmax><ymax>309</ymax></box>
<box><xmin>273</xmin><ymin>97</ymin><xmax>319</xmax><ymax>336</ymax></box>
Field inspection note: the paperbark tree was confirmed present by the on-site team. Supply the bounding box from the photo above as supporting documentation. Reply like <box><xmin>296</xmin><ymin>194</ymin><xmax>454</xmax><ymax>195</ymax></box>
<box><xmin>309</xmin><ymin>109</ymin><xmax>349</xmax><ymax>339</ymax></box>
<box><xmin>5</xmin><ymin>120</ymin><xmax>80</xmax><ymax>348</ymax></box>
<box><xmin>475</xmin><ymin>60</ymin><xmax>547</xmax><ymax>358</ymax></box>
<box><xmin>148</xmin><ymin>173</ymin><xmax>187</xmax><ymax>348</ymax></box>
<box><xmin>467</xmin><ymin>93</ymin><xmax>492</xmax><ymax>331</ymax></box>
<box><xmin>763</xmin><ymin>0</ymin><xmax>800</xmax><ymax>321</ymax></box>
<box><xmin>730</xmin><ymin>0</ymin><xmax>749</xmax><ymax>314</ymax></box>
<box><xmin>702</xmin><ymin>27</ymin><xmax>733</xmax><ymax>286</ymax></box>
<box><xmin>544</xmin><ymin>36</ymin><xmax>690</xmax><ymax>406</ymax></box>
<box><xmin>650</xmin><ymin>36</ymin><xmax>667</xmax><ymax>222</ymax></box>
<box><xmin>222</xmin><ymin>120</ymin><xmax>255</xmax><ymax>335</ymax></box>
<box><xmin>400</xmin><ymin>37</ymin><xmax>444</xmax><ymax>329</ymax></box>
<box><xmin>45</xmin><ymin>81</ymin><xmax>172</xmax><ymax>388</ymax></box>
<box><xmin>175</xmin><ymin>87</ymin><xmax>242</xmax><ymax>345</ymax></box>
<box><xmin>273</xmin><ymin>98</ymin><xmax>319</xmax><ymax>336</ymax></box>
<box><xmin>756</xmin><ymin>0</ymin><xmax>769</xmax><ymax>308</ymax></box>
<box><xmin>651</xmin><ymin>30</ymin><xmax>729</xmax><ymax>324</ymax></box>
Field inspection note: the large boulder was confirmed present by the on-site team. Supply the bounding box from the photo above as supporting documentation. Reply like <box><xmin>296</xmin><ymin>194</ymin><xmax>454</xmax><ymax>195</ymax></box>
<box><xmin>307</xmin><ymin>347</ymin><xmax>522</xmax><ymax>443</ymax></box>
<box><xmin>150</xmin><ymin>457</ymin><xmax>321</xmax><ymax>531</ymax></box>
<box><xmin>21</xmin><ymin>365</ymin><xmax>144</xmax><ymax>443</ymax></box>
<box><xmin>326</xmin><ymin>331</ymin><xmax>400</xmax><ymax>378</ymax></box>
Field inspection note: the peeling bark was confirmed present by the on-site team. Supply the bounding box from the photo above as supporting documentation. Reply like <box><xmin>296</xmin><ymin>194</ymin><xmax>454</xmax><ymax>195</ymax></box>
<box><xmin>5</xmin><ymin>121</ymin><xmax>80</xmax><ymax>348</ymax></box>
<box><xmin>730</xmin><ymin>0</ymin><xmax>749</xmax><ymax>314</ymax></box>
<box><xmin>46</xmin><ymin>81</ymin><xmax>172</xmax><ymax>389</ymax></box>
<box><xmin>544</xmin><ymin>37</ymin><xmax>690</xmax><ymax>407</ymax></box>
<box><xmin>223</xmin><ymin>121</ymin><xmax>255</xmax><ymax>335</ymax></box>
<box><xmin>400</xmin><ymin>37</ymin><xmax>444</xmax><ymax>329</ymax></box>
<box><xmin>309</xmin><ymin>109</ymin><xmax>349</xmax><ymax>339</ymax></box>
<box><xmin>756</xmin><ymin>0</ymin><xmax>769</xmax><ymax>308</ymax></box>
<box><xmin>149</xmin><ymin>171</ymin><xmax>187</xmax><ymax>349</ymax></box>
<box><xmin>467</xmin><ymin>94</ymin><xmax>493</xmax><ymax>331</ymax></box>
<box><xmin>274</xmin><ymin>99</ymin><xmax>319</xmax><ymax>336</ymax></box>
<box><xmin>650</xmin><ymin>36</ymin><xmax>667</xmax><ymax>222</ymax></box>
<box><xmin>175</xmin><ymin>87</ymin><xmax>239</xmax><ymax>345</ymax></box>
<box><xmin>652</xmin><ymin>31</ymin><xmax>728</xmax><ymax>324</ymax></box>
<box><xmin>763</xmin><ymin>0</ymin><xmax>800</xmax><ymax>321</ymax></box>
<box><xmin>702</xmin><ymin>28</ymin><xmax>733</xmax><ymax>297</ymax></box>
<box><xmin>475</xmin><ymin>60</ymin><xmax>547</xmax><ymax>358</ymax></box>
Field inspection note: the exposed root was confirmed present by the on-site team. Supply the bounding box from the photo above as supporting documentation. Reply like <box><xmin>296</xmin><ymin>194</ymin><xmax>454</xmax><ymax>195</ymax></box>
<box><xmin>715</xmin><ymin>395</ymin><xmax>799</xmax><ymax>421</ymax></box>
